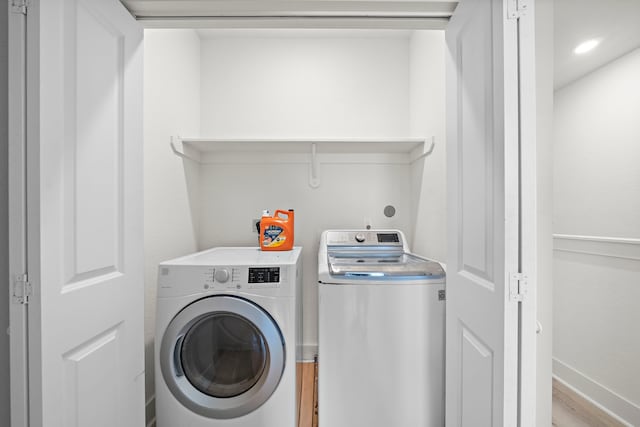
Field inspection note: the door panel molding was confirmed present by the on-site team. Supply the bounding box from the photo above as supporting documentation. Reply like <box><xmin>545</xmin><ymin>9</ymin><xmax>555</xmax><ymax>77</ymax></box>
<box><xmin>62</xmin><ymin>325</ymin><xmax>122</xmax><ymax>427</ymax></box>
<box><xmin>460</xmin><ymin>324</ymin><xmax>494</xmax><ymax>426</ymax></box>
<box><xmin>63</xmin><ymin>0</ymin><xmax>126</xmax><ymax>284</ymax></box>
<box><xmin>455</xmin><ymin>0</ymin><xmax>496</xmax><ymax>286</ymax></box>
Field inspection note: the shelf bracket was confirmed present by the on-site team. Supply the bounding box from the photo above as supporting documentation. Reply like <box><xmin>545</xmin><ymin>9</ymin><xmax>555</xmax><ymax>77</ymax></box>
<box><xmin>309</xmin><ymin>143</ymin><xmax>320</xmax><ymax>189</ymax></box>
<box><xmin>410</xmin><ymin>136</ymin><xmax>436</xmax><ymax>163</ymax></box>
<box><xmin>170</xmin><ymin>136</ymin><xmax>200</xmax><ymax>163</ymax></box>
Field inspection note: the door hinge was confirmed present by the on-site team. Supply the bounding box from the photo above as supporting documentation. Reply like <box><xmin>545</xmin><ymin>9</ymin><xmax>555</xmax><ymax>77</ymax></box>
<box><xmin>509</xmin><ymin>273</ymin><xmax>528</xmax><ymax>302</ymax></box>
<box><xmin>507</xmin><ymin>0</ymin><xmax>529</xmax><ymax>20</ymax></box>
<box><xmin>10</xmin><ymin>0</ymin><xmax>29</xmax><ymax>15</ymax></box>
<box><xmin>12</xmin><ymin>274</ymin><xmax>32</xmax><ymax>305</ymax></box>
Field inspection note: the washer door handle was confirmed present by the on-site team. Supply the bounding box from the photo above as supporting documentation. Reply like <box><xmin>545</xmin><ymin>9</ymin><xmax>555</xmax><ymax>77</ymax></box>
<box><xmin>173</xmin><ymin>334</ymin><xmax>185</xmax><ymax>377</ymax></box>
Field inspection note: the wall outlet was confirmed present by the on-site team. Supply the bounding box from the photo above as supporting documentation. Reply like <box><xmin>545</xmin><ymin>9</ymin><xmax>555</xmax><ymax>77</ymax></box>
<box><xmin>363</xmin><ymin>217</ymin><xmax>372</xmax><ymax>230</ymax></box>
<box><xmin>252</xmin><ymin>219</ymin><xmax>261</xmax><ymax>233</ymax></box>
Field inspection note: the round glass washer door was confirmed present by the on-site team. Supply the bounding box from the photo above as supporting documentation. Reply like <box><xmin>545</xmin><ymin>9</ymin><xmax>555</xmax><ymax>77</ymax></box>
<box><xmin>160</xmin><ymin>295</ymin><xmax>285</xmax><ymax>419</ymax></box>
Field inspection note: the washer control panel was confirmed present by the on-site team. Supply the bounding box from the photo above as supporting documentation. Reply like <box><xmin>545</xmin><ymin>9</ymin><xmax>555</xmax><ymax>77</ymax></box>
<box><xmin>198</xmin><ymin>265</ymin><xmax>283</xmax><ymax>291</ymax></box>
<box><xmin>157</xmin><ymin>247</ymin><xmax>301</xmax><ymax>297</ymax></box>
<box><xmin>325</xmin><ymin>230</ymin><xmax>404</xmax><ymax>247</ymax></box>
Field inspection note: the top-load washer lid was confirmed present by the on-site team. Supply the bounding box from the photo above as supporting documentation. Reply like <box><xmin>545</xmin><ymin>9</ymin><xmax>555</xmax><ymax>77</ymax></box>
<box><xmin>327</xmin><ymin>250</ymin><xmax>445</xmax><ymax>279</ymax></box>
<box><xmin>320</xmin><ymin>230</ymin><xmax>445</xmax><ymax>281</ymax></box>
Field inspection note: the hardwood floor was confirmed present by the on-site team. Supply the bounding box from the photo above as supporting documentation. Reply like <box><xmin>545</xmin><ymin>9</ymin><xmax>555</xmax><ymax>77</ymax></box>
<box><xmin>552</xmin><ymin>379</ymin><xmax>625</xmax><ymax>427</ymax></box>
<box><xmin>297</xmin><ymin>360</ymin><xmax>318</xmax><ymax>427</ymax></box>
<box><xmin>298</xmin><ymin>366</ymin><xmax>627</xmax><ymax>427</ymax></box>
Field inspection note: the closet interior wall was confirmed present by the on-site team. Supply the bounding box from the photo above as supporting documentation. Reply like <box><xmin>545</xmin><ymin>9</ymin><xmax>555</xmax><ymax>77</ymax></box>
<box><xmin>143</xmin><ymin>29</ymin><xmax>202</xmax><ymax>424</ymax></box>
<box><xmin>143</xmin><ymin>28</ymin><xmax>446</xmax><ymax>425</ymax></box>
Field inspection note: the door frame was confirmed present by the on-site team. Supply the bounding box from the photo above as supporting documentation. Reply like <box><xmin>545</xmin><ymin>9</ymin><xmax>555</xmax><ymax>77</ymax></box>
<box><xmin>8</xmin><ymin>4</ymin><xmax>30</xmax><ymax>426</ymax></box>
<box><xmin>162</xmin><ymin>7</ymin><xmax>541</xmax><ymax>423</ymax></box>
<box><xmin>517</xmin><ymin>2</ymin><xmax>539</xmax><ymax>426</ymax></box>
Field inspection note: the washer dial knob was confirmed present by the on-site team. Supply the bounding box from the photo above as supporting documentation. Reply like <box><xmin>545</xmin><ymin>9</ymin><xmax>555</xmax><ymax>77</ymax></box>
<box><xmin>214</xmin><ymin>268</ymin><xmax>230</xmax><ymax>283</ymax></box>
<box><xmin>355</xmin><ymin>233</ymin><xmax>366</xmax><ymax>243</ymax></box>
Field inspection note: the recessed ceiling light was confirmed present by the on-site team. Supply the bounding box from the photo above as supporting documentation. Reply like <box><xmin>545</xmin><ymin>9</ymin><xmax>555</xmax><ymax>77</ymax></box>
<box><xmin>574</xmin><ymin>39</ymin><xmax>600</xmax><ymax>55</ymax></box>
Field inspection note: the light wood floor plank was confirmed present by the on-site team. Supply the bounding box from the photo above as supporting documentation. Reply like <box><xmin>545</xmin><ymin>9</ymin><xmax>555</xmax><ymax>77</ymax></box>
<box><xmin>298</xmin><ymin>361</ymin><xmax>317</xmax><ymax>427</ymax></box>
<box><xmin>552</xmin><ymin>378</ymin><xmax>625</xmax><ymax>427</ymax></box>
<box><xmin>312</xmin><ymin>360</ymin><xmax>319</xmax><ymax>427</ymax></box>
<box><xmin>296</xmin><ymin>362</ymin><xmax>303</xmax><ymax>424</ymax></box>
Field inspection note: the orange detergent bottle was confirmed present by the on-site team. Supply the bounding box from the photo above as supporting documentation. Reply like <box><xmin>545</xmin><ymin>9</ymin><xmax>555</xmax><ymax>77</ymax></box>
<box><xmin>259</xmin><ymin>209</ymin><xmax>295</xmax><ymax>251</ymax></box>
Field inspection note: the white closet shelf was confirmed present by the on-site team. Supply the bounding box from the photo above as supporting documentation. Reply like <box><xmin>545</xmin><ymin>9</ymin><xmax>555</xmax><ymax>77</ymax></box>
<box><xmin>175</xmin><ymin>137</ymin><xmax>427</xmax><ymax>154</ymax></box>
<box><xmin>170</xmin><ymin>136</ymin><xmax>436</xmax><ymax>188</ymax></box>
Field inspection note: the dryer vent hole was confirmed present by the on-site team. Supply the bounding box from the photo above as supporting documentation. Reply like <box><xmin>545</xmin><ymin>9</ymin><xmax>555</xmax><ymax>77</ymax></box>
<box><xmin>384</xmin><ymin>205</ymin><xmax>396</xmax><ymax>218</ymax></box>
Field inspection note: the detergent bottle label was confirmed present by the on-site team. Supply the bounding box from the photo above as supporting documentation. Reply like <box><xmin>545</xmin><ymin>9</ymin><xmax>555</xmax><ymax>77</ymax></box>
<box><xmin>263</xmin><ymin>225</ymin><xmax>286</xmax><ymax>248</ymax></box>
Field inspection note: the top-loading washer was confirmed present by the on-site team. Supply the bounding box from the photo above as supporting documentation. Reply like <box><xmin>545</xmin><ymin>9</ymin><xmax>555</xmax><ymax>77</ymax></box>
<box><xmin>155</xmin><ymin>247</ymin><xmax>302</xmax><ymax>427</ymax></box>
<box><xmin>318</xmin><ymin>230</ymin><xmax>445</xmax><ymax>427</ymax></box>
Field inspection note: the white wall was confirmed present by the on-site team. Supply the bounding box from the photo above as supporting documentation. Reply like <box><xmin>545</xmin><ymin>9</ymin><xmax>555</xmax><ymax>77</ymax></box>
<box><xmin>143</xmin><ymin>29</ymin><xmax>201</xmax><ymax>426</ymax></box>
<box><xmin>1</xmin><ymin>4</ymin><xmax>11</xmax><ymax>426</ymax></box>
<box><xmin>553</xmin><ymin>48</ymin><xmax>640</xmax><ymax>425</ymax></box>
<box><xmin>409</xmin><ymin>31</ymin><xmax>446</xmax><ymax>262</ymax></box>
<box><xmin>200</xmin><ymin>31</ymin><xmax>410</xmax><ymax>138</ymax></box>
<box><xmin>196</xmin><ymin>31</ymin><xmax>420</xmax><ymax>354</ymax></box>
<box><xmin>198</xmin><ymin>161</ymin><xmax>412</xmax><ymax>354</ymax></box>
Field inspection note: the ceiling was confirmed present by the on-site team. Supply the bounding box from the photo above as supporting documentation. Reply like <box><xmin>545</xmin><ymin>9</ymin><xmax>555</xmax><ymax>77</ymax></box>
<box><xmin>121</xmin><ymin>0</ymin><xmax>458</xmax><ymax>19</ymax></box>
<box><xmin>121</xmin><ymin>0</ymin><xmax>640</xmax><ymax>89</ymax></box>
<box><xmin>554</xmin><ymin>0</ymin><xmax>640</xmax><ymax>89</ymax></box>
<box><xmin>122</xmin><ymin>0</ymin><xmax>455</xmax><ymax>29</ymax></box>
<box><xmin>196</xmin><ymin>28</ymin><xmax>413</xmax><ymax>39</ymax></box>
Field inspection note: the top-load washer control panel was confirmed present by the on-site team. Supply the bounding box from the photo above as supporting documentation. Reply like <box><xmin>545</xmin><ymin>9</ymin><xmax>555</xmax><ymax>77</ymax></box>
<box><xmin>325</xmin><ymin>230</ymin><xmax>404</xmax><ymax>247</ymax></box>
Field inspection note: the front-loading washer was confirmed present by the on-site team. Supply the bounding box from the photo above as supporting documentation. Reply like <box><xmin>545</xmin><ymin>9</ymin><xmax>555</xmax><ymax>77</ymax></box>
<box><xmin>318</xmin><ymin>230</ymin><xmax>445</xmax><ymax>427</ymax></box>
<box><xmin>155</xmin><ymin>247</ymin><xmax>302</xmax><ymax>427</ymax></box>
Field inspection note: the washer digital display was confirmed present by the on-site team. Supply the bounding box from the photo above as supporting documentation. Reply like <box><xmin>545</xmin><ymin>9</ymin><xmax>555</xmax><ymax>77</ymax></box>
<box><xmin>248</xmin><ymin>267</ymin><xmax>280</xmax><ymax>283</ymax></box>
<box><xmin>377</xmin><ymin>233</ymin><xmax>400</xmax><ymax>243</ymax></box>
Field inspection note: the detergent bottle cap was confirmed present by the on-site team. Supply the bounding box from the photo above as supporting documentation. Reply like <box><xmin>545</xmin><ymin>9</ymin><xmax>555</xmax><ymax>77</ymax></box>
<box><xmin>262</xmin><ymin>209</ymin><xmax>271</xmax><ymax>217</ymax></box>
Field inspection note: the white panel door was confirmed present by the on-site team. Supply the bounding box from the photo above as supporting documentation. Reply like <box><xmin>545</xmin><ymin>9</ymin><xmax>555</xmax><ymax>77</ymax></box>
<box><xmin>24</xmin><ymin>0</ymin><xmax>144</xmax><ymax>426</ymax></box>
<box><xmin>445</xmin><ymin>0</ymin><xmax>520</xmax><ymax>426</ymax></box>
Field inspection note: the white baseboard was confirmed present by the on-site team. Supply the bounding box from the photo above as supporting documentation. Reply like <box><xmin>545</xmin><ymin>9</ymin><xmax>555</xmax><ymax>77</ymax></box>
<box><xmin>145</xmin><ymin>394</ymin><xmax>156</xmax><ymax>427</ymax></box>
<box><xmin>553</xmin><ymin>358</ymin><xmax>640</xmax><ymax>426</ymax></box>
<box><xmin>301</xmin><ymin>344</ymin><xmax>318</xmax><ymax>362</ymax></box>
